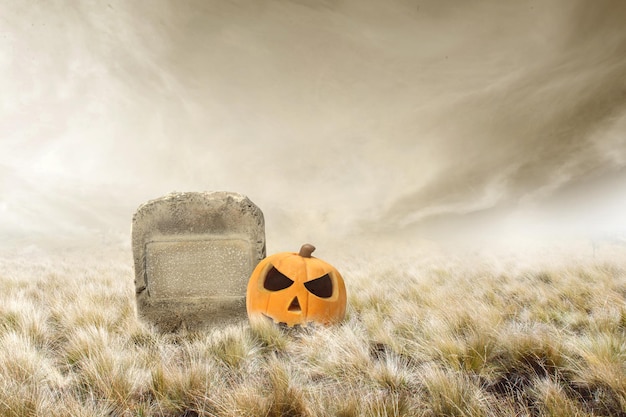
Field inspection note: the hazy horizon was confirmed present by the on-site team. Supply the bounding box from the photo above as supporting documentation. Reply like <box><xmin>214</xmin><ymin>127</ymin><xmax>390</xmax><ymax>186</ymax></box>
<box><xmin>2</xmin><ymin>0</ymin><xmax>626</xmax><ymax>254</ymax></box>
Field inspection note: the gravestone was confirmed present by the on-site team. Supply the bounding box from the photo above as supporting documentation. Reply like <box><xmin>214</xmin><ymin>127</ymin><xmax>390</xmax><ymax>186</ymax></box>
<box><xmin>132</xmin><ymin>191</ymin><xmax>265</xmax><ymax>331</ymax></box>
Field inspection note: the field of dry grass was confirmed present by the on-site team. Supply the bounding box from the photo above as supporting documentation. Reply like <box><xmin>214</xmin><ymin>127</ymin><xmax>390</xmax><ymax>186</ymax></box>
<box><xmin>0</xmin><ymin>241</ymin><xmax>625</xmax><ymax>416</ymax></box>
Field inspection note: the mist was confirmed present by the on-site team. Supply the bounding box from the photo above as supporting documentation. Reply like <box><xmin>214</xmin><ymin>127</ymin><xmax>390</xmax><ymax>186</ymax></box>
<box><xmin>2</xmin><ymin>0</ymin><xmax>626</xmax><ymax>253</ymax></box>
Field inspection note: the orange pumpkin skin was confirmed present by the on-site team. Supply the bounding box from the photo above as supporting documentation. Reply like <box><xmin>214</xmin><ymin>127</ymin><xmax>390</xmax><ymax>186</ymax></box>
<box><xmin>246</xmin><ymin>244</ymin><xmax>346</xmax><ymax>327</ymax></box>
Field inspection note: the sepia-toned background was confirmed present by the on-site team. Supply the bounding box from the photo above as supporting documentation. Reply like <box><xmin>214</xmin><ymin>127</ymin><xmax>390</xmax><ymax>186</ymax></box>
<box><xmin>2</xmin><ymin>0</ymin><xmax>625</xmax><ymax>253</ymax></box>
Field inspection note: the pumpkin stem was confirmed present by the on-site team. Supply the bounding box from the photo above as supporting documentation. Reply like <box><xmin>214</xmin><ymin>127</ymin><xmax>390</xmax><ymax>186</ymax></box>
<box><xmin>298</xmin><ymin>243</ymin><xmax>316</xmax><ymax>258</ymax></box>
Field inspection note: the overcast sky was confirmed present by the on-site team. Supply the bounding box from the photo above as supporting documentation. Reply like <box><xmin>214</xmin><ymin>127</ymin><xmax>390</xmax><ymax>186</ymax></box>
<box><xmin>2</xmin><ymin>0</ymin><xmax>626</xmax><ymax>252</ymax></box>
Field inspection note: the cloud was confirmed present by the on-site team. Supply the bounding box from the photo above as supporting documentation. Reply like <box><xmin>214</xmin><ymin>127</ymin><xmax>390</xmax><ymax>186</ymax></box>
<box><xmin>374</xmin><ymin>0</ymin><xmax>626</xmax><ymax>234</ymax></box>
<box><xmin>2</xmin><ymin>0</ymin><xmax>626</xmax><ymax>249</ymax></box>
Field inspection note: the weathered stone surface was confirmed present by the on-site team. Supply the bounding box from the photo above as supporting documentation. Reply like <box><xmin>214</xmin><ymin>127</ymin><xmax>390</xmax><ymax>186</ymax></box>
<box><xmin>132</xmin><ymin>191</ymin><xmax>265</xmax><ymax>331</ymax></box>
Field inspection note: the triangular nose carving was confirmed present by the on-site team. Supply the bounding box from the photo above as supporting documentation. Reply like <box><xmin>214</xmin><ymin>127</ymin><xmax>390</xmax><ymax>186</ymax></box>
<box><xmin>288</xmin><ymin>296</ymin><xmax>301</xmax><ymax>313</ymax></box>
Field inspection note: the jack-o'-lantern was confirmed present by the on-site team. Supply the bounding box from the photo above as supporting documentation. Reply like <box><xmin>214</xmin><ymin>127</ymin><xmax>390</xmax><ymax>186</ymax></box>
<box><xmin>246</xmin><ymin>244</ymin><xmax>346</xmax><ymax>327</ymax></box>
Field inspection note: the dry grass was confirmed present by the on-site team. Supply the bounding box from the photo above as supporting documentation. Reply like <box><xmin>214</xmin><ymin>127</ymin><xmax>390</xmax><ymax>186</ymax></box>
<box><xmin>1</xmin><ymin>242</ymin><xmax>625</xmax><ymax>416</ymax></box>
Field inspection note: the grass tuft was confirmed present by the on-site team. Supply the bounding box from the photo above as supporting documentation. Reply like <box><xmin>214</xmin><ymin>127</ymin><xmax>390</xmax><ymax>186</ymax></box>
<box><xmin>420</xmin><ymin>364</ymin><xmax>486</xmax><ymax>417</ymax></box>
<box><xmin>1</xmin><ymin>244</ymin><xmax>625</xmax><ymax>416</ymax></box>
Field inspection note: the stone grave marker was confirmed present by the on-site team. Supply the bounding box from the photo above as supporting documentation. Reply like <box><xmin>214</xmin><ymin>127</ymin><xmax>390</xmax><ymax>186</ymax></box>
<box><xmin>132</xmin><ymin>191</ymin><xmax>265</xmax><ymax>331</ymax></box>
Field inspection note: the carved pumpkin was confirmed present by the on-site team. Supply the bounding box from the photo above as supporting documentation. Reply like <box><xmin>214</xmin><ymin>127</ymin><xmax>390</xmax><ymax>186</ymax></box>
<box><xmin>246</xmin><ymin>244</ymin><xmax>346</xmax><ymax>327</ymax></box>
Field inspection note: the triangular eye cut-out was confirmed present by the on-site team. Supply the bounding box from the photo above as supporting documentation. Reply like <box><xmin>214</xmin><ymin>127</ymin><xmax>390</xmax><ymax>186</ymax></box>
<box><xmin>263</xmin><ymin>266</ymin><xmax>294</xmax><ymax>291</ymax></box>
<box><xmin>304</xmin><ymin>274</ymin><xmax>333</xmax><ymax>298</ymax></box>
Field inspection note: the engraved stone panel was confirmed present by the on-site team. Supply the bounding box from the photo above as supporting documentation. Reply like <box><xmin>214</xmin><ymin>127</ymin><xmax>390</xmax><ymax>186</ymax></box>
<box><xmin>145</xmin><ymin>239</ymin><xmax>251</xmax><ymax>299</ymax></box>
<box><xmin>132</xmin><ymin>191</ymin><xmax>265</xmax><ymax>331</ymax></box>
